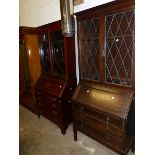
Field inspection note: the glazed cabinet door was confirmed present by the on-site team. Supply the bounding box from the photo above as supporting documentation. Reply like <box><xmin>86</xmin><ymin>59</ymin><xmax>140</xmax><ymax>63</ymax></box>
<box><xmin>39</xmin><ymin>32</ymin><xmax>51</xmax><ymax>74</ymax></box>
<box><xmin>78</xmin><ymin>17</ymin><xmax>101</xmax><ymax>82</ymax></box>
<box><xmin>104</xmin><ymin>9</ymin><xmax>135</xmax><ymax>87</ymax></box>
<box><xmin>50</xmin><ymin>30</ymin><xmax>66</xmax><ymax>77</ymax></box>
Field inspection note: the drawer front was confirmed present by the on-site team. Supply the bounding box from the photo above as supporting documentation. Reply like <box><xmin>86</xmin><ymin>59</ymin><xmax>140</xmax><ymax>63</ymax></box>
<box><xmin>35</xmin><ymin>91</ymin><xmax>61</xmax><ymax>124</ymax></box>
<box><xmin>45</xmin><ymin>95</ymin><xmax>61</xmax><ymax>124</ymax></box>
<box><xmin>47</xmin><ymin>96</ymin><xmax>61</xmax><ymax>112</ymax></box>
<box><xmin>74</xmin><ymin>120</ymin><xmax>123</xmax><ymax>149</ymax></box>
<box><xmin>73</xmin><ymin>110</ymin><xmax>123</xmax><ymax>139</ymax></box>
<box><xmin>73</xmin><ymin>103</ymin><xmax>123</xmax><ymax>129</ymax></box>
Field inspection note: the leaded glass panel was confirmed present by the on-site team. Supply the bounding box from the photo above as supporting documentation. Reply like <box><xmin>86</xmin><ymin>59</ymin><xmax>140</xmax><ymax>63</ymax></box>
<box><xmin>105</xmin><ymin>10</ymin><xmax>135</xmax><ymax>86</ymax></box>
<box><xmin>79</xmin><ymin>18</ymin><xmax>100</xmax><ymax>81</ymax></box>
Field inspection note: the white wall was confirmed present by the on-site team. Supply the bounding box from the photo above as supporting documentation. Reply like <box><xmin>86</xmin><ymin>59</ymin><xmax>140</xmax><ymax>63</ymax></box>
<box><xmin>19</xmin><ymin>0</ymin><xmax>115</xmax><ymax>27</ymax></box>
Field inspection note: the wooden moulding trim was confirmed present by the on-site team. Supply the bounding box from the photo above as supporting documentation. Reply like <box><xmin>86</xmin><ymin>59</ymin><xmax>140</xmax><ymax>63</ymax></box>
<box><xmin>19</xmin><ymin>26</ymin><xmax>38</xmax><ymax>34</ymax></box>
<box><xmin>75</xmin><ymin>0</ymin><xmax>134</xmax><ymax>18</ymax></box>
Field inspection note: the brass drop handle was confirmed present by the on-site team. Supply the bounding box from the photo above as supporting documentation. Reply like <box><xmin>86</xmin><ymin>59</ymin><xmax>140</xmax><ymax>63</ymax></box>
<box><xmin>51</xmin><ymin>98</ymin><xmax>56</xmax><ymax>101</ymax></box>
<box><xmin>86</xmin><ymin>89</ymin><xmax>90</xmax><ymax>93</ymax></box>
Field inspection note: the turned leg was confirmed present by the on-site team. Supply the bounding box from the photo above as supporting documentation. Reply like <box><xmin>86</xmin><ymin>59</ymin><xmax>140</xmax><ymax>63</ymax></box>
<box><xmin>61</xmin><ymin>128</ymin><xmax>66</xmax><ymax>135</ymax></box>
<box><xmin>60</xmin><ymin>125</ymin><xmax>68</xmax><ymax>135</ymax></box>
<box><xmin>37</xmin><ymin>112</ymin><xmax>40</xmax><ymax>118</ymax></box>
<box><xmin>73</xmin><ymin>127</ymin><xmax>77</xmax><ymax>141</ymax></box>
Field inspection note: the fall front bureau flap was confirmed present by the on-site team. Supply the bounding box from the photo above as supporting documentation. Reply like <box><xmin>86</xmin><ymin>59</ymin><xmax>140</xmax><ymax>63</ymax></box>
<box><xmin>72</xmin><ymin>83</ymin><xmax>134</xmax><ymax>119</ymax></box>
<box><xmin>35</xmin><ymin>76</ymin><xmax>67</xmax><ymax>97</ymax></box>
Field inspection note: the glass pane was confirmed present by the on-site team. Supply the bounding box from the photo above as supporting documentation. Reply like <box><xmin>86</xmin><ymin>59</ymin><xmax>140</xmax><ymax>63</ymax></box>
<box><xmin>105</xmin><ymin>10</ymin><xmax>135</xmax><ymax>87</ymax></box>
<box><xmin>79</xmin><ymin>18</ymin><xmax>100</xmax><ymax>81</ymax></box>
<box><xmin>40</xmin><ymin>33</ymin><xmax>51</xmax><ymax>73</ymax></box>
<box><xmin>51</xmin><ymin>31</ymin><xmax>65</xmax><ymax>76</ymax></box>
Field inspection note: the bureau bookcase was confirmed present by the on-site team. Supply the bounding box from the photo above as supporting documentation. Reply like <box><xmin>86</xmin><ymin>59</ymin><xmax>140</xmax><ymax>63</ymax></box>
<box><xmin>35</xmin><ymin>21</ymin><xmax>76</xmax><ymax>134</ymax></box>
<box><xmin>71</xmin><ymin>0</ymin><xmax>135</xmax><ymax>154</ymax></box>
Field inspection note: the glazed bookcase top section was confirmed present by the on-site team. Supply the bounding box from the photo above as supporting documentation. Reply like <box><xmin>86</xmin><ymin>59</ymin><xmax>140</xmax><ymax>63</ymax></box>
<box><xmin>77</xmin><ymin>0</ymin><xmax>135</xmax><ymax>88</ymax></box>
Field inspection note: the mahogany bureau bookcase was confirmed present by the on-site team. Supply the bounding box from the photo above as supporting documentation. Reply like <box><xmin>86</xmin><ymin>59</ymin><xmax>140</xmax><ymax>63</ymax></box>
<box><xmin>35</xmin><ymin>21</ymin><xmax>76</xmax><ymax>134</ymax></box>
<box><xmin>71</xmin><ymin>0</ymin><xmax>135</xmax><ymax>154</ymax></box>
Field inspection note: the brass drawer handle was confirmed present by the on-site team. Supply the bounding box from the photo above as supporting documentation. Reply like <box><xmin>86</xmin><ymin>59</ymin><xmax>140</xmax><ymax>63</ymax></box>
<box><xmin>53</xmin><ymin>111</ymin><xmax>57</xmax><ymax>114</ymax></box>
<box><xmin>58</xmin><ymin>100</ymin><xmax>61</xmax><ymax>103</ymax></box>
<box><xmin>86</xmin><ymin>89</ymin><xmax>90</xmax><ymax>93</ymax></box>
<box><xmin>51</xmin><ymin>98</ymin><xmax>56</xmax><ymax>101</ymax></box>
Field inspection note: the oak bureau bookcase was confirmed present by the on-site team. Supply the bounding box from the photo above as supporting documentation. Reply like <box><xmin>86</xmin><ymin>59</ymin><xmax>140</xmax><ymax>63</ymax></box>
<box><xmin>35</xmin><ymin>21</ymin><xmax>76</xmax><ymax>134</ymax></box>
<box><xmin>71</xmin><ymin>0</ymin><xmax>135</xmax><ymax>154</ymax></box>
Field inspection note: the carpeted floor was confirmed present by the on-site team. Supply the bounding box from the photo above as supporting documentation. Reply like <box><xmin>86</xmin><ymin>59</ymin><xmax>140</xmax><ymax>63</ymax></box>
<box><xmin>19</xmin><ymin>105</ymin><xmax>135</xmax><ymax>155</ymax></box>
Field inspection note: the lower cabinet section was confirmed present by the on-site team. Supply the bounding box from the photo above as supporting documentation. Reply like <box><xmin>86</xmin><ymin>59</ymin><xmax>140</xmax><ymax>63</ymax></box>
<box><xmin>72</xmin><ymin>83</ymin><xmax>135</xmax><ymax>155</ymax></box>
<box><xmin>35</xmin><ymin>89</ymin><xmax>72</xmax><ymax>134</ymax></box>
<box><xmin>35</xmin><ymin>77</ymin><xmax>76</xmax><ymax>135</ymax></box>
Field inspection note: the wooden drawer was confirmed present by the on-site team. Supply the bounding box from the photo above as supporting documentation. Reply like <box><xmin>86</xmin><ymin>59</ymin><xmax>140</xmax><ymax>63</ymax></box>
<box><xmin>75</xmin><ymin>120</ymin><xmax>123</xmax><ymax>149</ymax></box>
<box><xmin>46</xmin><ymin>96</ymin><xmax>61</xmax><ymax>112</ymax></box>
<box><xmin>73</xmin><ymin>110</ymin><xmax>123</xmax><ymax>139</ymax></box>
<box><xmin>73</xmin><ymin>103</ymin><xmax>123</xmax><ymax>129</ymax></box>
